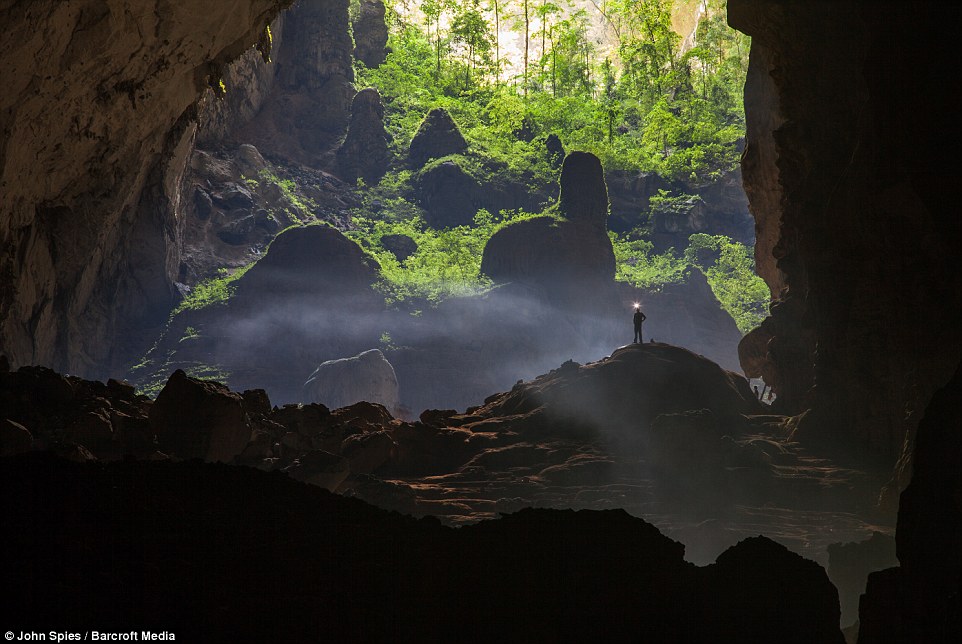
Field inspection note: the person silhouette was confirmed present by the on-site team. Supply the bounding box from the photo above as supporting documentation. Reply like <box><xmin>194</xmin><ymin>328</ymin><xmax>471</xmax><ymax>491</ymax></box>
<box><xmin>633</xmin><ymin>304</ymin><xmax>646</xmax><ymax>343</ymax></box>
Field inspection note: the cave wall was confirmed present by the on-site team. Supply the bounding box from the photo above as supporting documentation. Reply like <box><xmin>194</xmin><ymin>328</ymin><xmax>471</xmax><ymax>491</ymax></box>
<box><xmin>0</xmin><ymin>0</ymin><xmax>293</xmax><ymax>378</ymax></box>
<box><xmin>730</xmin><ymin>1</ymin><xmax>962</xmax><ymax>469</ymax></box>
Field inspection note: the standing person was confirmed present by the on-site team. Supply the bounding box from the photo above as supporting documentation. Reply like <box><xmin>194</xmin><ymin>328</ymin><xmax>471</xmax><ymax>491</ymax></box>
<box><xmin>633</xmin><ymin>304</ymin><xmax>647</xmax><ymax>343</ymax></box>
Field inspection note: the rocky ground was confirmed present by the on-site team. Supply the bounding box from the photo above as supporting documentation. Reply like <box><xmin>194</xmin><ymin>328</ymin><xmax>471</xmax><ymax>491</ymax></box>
<box><xmin>1</xmin><ymin>339</ymin><xmax>895</xmax><ymax>632</ymax></box>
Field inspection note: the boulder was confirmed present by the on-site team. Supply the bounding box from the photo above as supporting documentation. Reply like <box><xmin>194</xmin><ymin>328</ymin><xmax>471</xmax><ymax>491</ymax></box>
<box><xmin>481</xmin><ymin>152</ymin><xmax>614</xmax><ymax>301</ymax></box>
<box><xmin>352</xmin><ymin>0</ymin><xmax>388</xmax><ymax>68</ymax></box>
<box><xmin>149</xmin><ymin>370</ymin><xmax>252</xmax><ymax>463</ymax></box>
<box><xmin>408</xmin><ymin>108</ymin><xmax>467</xmax><ymax>168</ymax></box>
<box><xmin>700</xmin><ymin>536</ymin><xmax>845</xmax><ymax>643</ymax></box>
<box><xmin>415</xmin><ymin>160</ymin><xmax>480</xmax><ymax>228</ymax></box>
<box><xmin>235</xmin><ymin>224</ymin><xmax>380</xmax><ymax>298</ymax></box>
<box><xmin>380</xmin><ymin>233</ymin><xmax>417</xmax><ymax>261</ymax></box>
<box><xmin>235</xmin><ymin>143</ymin><xmax>268</xmax><ymax>178</ymax></box>
<box><xmin>340</xmin><ymin>430</ymin><xmax>397</xmax><ymax>474</ymax></box>
<box><xmin>337</xmin><ymin>87</ymin><xmax>390</xmax><ymax>184</ymax></box>
<box><xmin>283</xmin><ymin>449</ymin><xmax>351</xmax><ymax>491</ymax></box>
<box><xmin>303</xmin><ymin>349</ymin><xmax>400</xmax><ymax>415</ymax></box>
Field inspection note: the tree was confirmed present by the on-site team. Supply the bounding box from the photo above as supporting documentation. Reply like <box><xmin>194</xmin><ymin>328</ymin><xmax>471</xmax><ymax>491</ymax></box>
<box><xmin>451</xmin><ymin>1</ymin><xmax>494</xmax><ymax>89</ymax></box>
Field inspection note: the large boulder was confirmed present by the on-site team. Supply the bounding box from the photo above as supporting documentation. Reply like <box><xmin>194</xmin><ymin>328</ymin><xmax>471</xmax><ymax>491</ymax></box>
<box><xmin>149</xmin><ymin>370</ymin><xmax>252</xmax><ymax>462</ymax></box>
<box><xmin>700</xmin><ymin>536</ymin><xmax>845</xmax><ymax>643</ymax></box>
<box><xmin>408</xmin><ymin>108</ymin><xmax>467</xmax><ymax>168</ymax></box>
<box><xmin>235</xmin><ymin>224</ymin><xmax>380</xmax><ymax>299</ymax></box>
<box><xmin>352</xmin><ymin>0</ymin><xmax>388</xmax><ymax>68</ymax></box>
<box><xmin>480</xmin><ymin>152</ymin><xmax>615</xmax><ymax>308</ymax></box>
<box><xmin>477</xmin><ymin>342</ymin><xmax>760</xmax><ymax>434</ymax></box>
<box><xmin>337</xmin><ymin>87</ymin><xmax>389</xmax><ymax>184</ymax></box>
<box><xmin>303</xmin><ymin>349</ymin><xmax>400</xmax><ymax>415</ymax></box>
<box><xmin>415</xmin><ymin>160</ymin><xmax>480</xmax><ymax>228</ymax></box>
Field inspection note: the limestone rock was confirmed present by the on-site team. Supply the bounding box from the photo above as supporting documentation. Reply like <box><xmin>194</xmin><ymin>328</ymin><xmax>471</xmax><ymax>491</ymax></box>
<box><xmin>303</xmin><ymin>349</ymin><xmax>400</xmax><ymax>415</ymax></box>
<box><xmin>408</xmin><ymin>108</ymin><xmax>467</xmax><ymax>168</ymax></box>
<box><xmin>353</xmin><ymin>0</ymin><xmax>388</xmax><ymax>68</ymax></box>
<box><xmin>234</xmin><ymin>0</ymin><xmax>355</xmax><ymax>165</ymax></box>
<box><xmin>729</xmin><ymin>0</ymin><xmax>962</xmax><ymax>465</ymax></box>
<box><xmin>0</xmin><ymin>0</ymin><xmax>291</xmax><ymax>378</ymax></box>
<box><xmin>236</xmin><ymin>224</ymin><xmax>380</xmax><ymax>298</ymax></box>
<box><xmin>150</xmin><ymin>369</ymin><xmax>252</xmax><ymax>463</ymax></box>
<box><xmin>545</xmin><ymin>133</ymin><xmax>565</xmax><ymax>167</ymax></box>
<box><xmin>557</xmin><ymin>151</ymin><xmax>609</xmax><ymax>227</ymax></box>
<box><xmin>380</xmin><ymin>233</ymin><xmax>417</xmax><ymax>261</ymax></box>
<box><xmin>415</xmin><ymin>160</ymin><xmax>480</xmax><ymax>228</ymax></box>
<box><xmin>283</xmin><ymin>448</ymin><xmax>351</xmax><ymax>491</ymax></box>
<box><xmin>337</xmin><ymin>87</ymin><xmax>390</xmax><ymax>184</ymax></box>
<box><xmin>235</xmin><ymin>144</ymin><xmax>268</xmax><ymax>178</ymax></box>
<box><xmin>340</xmin><ymin>430</ymin><xmax>397</xmax><ymax>474</ymax></box>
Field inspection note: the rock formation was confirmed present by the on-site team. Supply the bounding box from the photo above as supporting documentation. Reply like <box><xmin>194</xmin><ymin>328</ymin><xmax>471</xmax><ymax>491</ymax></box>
<box><xmin>414</xmin><ymin>157</ymin><xmax>552</xmax><ymax>229</ymax></box>
<box><xmin>858</xmin><ymin>363</ymin><xmax>961</xmax><ymax>643</ymax></box>
<box><xmin>352</xmin><ymin>0</ymin><xmax>389</xmax><ymax>68</ymax></box>
<box><xmin>150</xmin><ymin>369</ymin><xmax>252</xmax><ymax>462</ymax></box>
<box><xmin>1</xmin><ymin>452</ymin><xmax>846</xmax><ymax>642</ymax></box>
<box><xmin>481</xmin><ymin>152</ymin><xmax>615</xmax><ymax>308</ymax></box>
<box><xmin>336</xmin><ymin>87</ymin><xmax>390</xmax><ymax>184</ymax></box>
<box><xmin>133</xmin><ymin>224</ymin><xmax>385</xmax><ymax>401</ymax></box>
<box><xmin>729</xmin><ymin>1</ymin><xmax>962</xmax><ymax>468</ymax></box>
<box><xmin>303</xmin><ymin>348</ymin><xmax>400</xmax><ymax>415</ymax></box>
<box><xmin>0</xmin><ymin>0</ymin><xmax>292</xmax><ymax>380</ymax></box>
<box><xmin>235</xmin><ymin>0</ymin><xmax>356</xmax><ymax>165</ymax></box>
<box><xmin>408</xmin><ymin>108</ymin><xmax>468</xmax><ymax>168</ymax></box>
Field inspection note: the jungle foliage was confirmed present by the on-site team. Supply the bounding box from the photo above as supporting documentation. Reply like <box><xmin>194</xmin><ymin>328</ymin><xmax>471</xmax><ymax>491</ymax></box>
<box><xmin>359</xmin><ymin>0</ymin><xmax>749</xmax><ymax>184</ymax></box>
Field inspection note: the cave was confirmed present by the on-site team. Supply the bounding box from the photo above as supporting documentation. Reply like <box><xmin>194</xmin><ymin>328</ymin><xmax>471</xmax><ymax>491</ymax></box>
<box><xmin>1</xmin><ymin>1</ymin><xmax>959</xmax><ymax>642</ymax></box>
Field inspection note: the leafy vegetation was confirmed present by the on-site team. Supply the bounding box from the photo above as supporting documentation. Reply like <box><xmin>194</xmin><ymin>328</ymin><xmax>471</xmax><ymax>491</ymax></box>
<box><xmin>359</xmin><ymin>0</ymin><xmax>749</xmax><ymax>184</ymax></box>
<box><xmin>173</xmin><ymin>262</ymin><xmax>256</xmax><ymax>315</ymax></box>
<box><xmin>684</xmin><ymin>233</ymin><xmax>769</xmax><ymax>333</ymax></box>
<box><xmin>346</xmin><ymin>209</ymin><xmax>546</xmax><ymax>305</ymax></box>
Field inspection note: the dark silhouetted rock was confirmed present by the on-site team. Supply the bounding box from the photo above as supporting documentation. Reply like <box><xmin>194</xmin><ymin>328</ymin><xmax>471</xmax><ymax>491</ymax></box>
<box><xmin>545</xmin><ymin>133</ymin><xmax>565</xmax><ymax>167</ymax></box>
<box><xmin>235</xmin><ymin>224</ymin><xmax>380</xmax><ymax>298</ymax></box>
<box><xmin>337</xmin><ymin>87</ymin><xmax>390</xmax><ymax>184</ymax></box>
<box><xmin>480</xmin><ymin>154</ymin><xmax>615</xmax><ymax>310</ymax></box>
<box><xmin>353</xmin><ymin>0</ymin><xmax>388</xmax><ymax>68</ymax></box>
<box><xmin>858</xmin><ymin>362</ymin><xmax>962</xmax><ymax>643</ymax></box>
<box><xmin>303</xmin><ymin>349</ymin><xmax>400</xmax><ymax>415</ymax></box>
<box><xmin>380</xmin><ymin>233</ymin><xmax>417</xmax><ymax>261</ymax></box>
<box><xmin>149</xmin><ymin>369</ymin><xmax>251</xmax><ymax>463</ymax></box>
<box><xmin>408</xmin><ymin>108</ymin><xmax>467</xmax><ymax>168</ymax></box>
<box><xmin>558</xmin><ymin>151</ymin><xmax>609</xmax><ymax>227</ymax></box>
<box><xmin>701</xmin><ymin>536</ymin><xmax>845</xmax><ymax>643</ymax></box>
<box><xmin>415</xmin><ymin>159</ymin><xmax>479</xmax><ymax>228</ymax></box>
<box><xmin>0</xmin><ymin>454</ymin><xmax>848</xmax><ymax>642</ymax></box>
